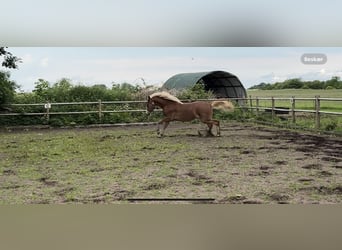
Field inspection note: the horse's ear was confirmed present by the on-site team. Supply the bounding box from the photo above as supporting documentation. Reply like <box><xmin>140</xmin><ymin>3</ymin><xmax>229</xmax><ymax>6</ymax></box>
<box><xmin>147</xmin><ymin>96</ymin><xmax>151</xmax><ymax>101</ymax></box>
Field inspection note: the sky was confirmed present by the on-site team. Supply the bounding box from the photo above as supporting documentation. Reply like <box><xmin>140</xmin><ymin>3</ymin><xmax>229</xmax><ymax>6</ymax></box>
<box><xmin>4</xmin><ymin>47</ymin><xmax>342</xmax><ymax>92</ymax></box>
<box><xmin>2</xmin><ymin>1</ymin><xmax>342</xmax><ymax>92</ymax></box>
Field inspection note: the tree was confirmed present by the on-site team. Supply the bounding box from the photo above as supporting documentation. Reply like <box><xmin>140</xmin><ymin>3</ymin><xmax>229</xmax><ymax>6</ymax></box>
<box><xmin>282</xmin><ymin>78</ymin><xmax>303</xmax><ymax>89</ymax></box>
<box><xmin>0</xmin><ymin>71</ymin><xmax>18</xmax><ymax>107</ymax></box>
<box><xmin>50</xmin><ymin>78</ymin><xmax>73</xmax><ymax>102</ymax></box>
<box><xmin>33</xmin><ymin>79</ymin><xmax>51</xmax><ymax>101</ymax></box>
<box><xmin>325</xmin><ymin>76</ymin><xmax>341</xmax><ymax>89</ymax></box>
<box><xmin>0</xmin><ymin>47</ymin><xmax>22</xmax><ymax>69</ymax></box>
<box><xmin>306</xmin><ymin>80</ymin><xmax>323</xmax><ymax>89</ymax></box>
<box><xmin>248</xmin><ymin>82</ymin><xmax>273</xmax><ymax>90</ymax></box>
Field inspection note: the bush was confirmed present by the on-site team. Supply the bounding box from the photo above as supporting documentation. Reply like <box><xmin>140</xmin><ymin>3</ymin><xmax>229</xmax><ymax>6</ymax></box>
<box><xmin>325</xmin><ymin>86</ymin><xmax>335</xmax><ymax>90</ymax></box>
<box><xmin>176</xmin><ymin>82</ymin><xmax>214</xmax><ymax>100</ymax></box>
<box><xmin>324</xmin><ymin>119</ymin><xmax>338</xmax><ymax>131</ymax></box>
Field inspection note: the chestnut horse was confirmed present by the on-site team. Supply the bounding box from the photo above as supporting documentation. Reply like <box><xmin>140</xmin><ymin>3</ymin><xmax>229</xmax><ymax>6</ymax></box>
<box><xmin>146</xmin><ymin>91</ymin><xmax>234</xmax><ymax>136</ymax></box>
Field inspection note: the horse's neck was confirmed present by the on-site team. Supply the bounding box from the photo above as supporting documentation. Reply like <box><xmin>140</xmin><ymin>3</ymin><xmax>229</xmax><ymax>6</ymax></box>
<box><xmin>154</xmin><ymin>97</ymin><xmax>178</xmax><ymax>109</ymax></box>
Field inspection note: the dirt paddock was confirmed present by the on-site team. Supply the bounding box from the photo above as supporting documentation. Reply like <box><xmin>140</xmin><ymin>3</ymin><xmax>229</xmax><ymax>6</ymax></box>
<box><xmin>0</xmin><ymin>122</ymin><xmax>341</xmax><ymax>204</ymax></box>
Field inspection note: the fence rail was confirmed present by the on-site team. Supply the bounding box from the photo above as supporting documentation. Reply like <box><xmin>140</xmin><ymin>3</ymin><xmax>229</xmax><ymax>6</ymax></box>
<box><xmin>1</xmin><ymin>97</ymin><xmax>342</xmax><ymax>132</ymax></box>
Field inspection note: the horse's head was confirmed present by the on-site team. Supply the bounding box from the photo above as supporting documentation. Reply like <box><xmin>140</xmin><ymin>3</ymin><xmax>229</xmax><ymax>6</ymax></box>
<box><xmin>146</xmin><ymin>96</ymin><xmax>156</xmax><ymax>114</ymax></box>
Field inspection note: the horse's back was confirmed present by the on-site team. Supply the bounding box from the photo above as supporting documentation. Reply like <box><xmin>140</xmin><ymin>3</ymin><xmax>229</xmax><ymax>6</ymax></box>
<box><xmin>183</xmin><ymin>101</ymin><xmax>213</xmax><ymax>119</ymax></box>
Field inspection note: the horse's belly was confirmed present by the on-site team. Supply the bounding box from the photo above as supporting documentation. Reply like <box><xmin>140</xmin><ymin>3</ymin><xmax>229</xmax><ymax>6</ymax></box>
<box><xmin>168</xmin><ymin>102</ymin><xmax>212</xmax><ymax>122</ymax></box>
<box><xmin>174</xmin><ymin>111</ymin><xmax>196</xmax><ymax>121</ymax></box>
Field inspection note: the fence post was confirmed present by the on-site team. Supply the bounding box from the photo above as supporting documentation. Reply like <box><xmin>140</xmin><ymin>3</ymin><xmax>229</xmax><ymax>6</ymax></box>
<box><xmin>291</xmin><ymin>96</ymin><xmax>296</xmax><ymax>124</ymax></box>
<box><xmin>315</xmin><ymin>95</ymin><xmax>320</xmax><ymax>130</ymax></box>
<box><xmin>249</xmin><ymin>95</ymin><xmax>253</xmax><ymax>113</ymax></box>
<box><xmin>256</xmin><ymin>97</ymin><xmax>259</xmax><ymax>116</ymax></box>
<box><xmin>271</xmin><ymin>97</ymin><xmax>275</xmax><ymax>122</ymax></box>
<box><xmin>44</xmin><ymin>102</ymin><xmax>51</xmax><ymax>123</ymax></box>
<box><xmin>98</xmin><ymin>99</ymin><xmax>102</xmax><ymax>123</ymax></box>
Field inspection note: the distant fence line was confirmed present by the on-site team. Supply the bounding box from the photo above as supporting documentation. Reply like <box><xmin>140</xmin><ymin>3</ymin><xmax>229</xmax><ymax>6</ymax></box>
<box><xmin>1</xmin><ymin>96</ymin><xmax>342</xmax><ymax>131</ymax></box>
<box><xmin>246</xmin><ymin>96</ymin><xmax>342</xmax><ymax>131</ymax></box>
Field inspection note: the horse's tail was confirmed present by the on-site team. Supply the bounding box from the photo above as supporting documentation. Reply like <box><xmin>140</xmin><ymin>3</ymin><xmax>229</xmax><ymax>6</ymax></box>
<box><xmin>211</xmin><ymin>100</ymin><xmax>234</xmax><ymax>112</ymax></box>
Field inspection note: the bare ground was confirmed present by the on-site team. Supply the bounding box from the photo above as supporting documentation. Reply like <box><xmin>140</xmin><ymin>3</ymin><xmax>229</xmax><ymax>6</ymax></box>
<box><xmin>0</xmin><ymin>122</ymin><xmax>341</xmax><ymax>204</ymax></box>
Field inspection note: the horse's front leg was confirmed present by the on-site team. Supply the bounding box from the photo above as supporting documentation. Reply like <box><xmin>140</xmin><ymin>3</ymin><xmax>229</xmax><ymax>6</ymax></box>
<box><xmin>157</xmin><ymin>117</ymin><xmax>171</xmax><ymax>137</ymax></box>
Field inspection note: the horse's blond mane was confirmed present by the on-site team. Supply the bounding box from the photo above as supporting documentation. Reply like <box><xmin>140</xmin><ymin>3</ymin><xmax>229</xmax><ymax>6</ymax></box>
<box><xmin>149</xmin><ymin>91</ymin><xmax>183</xmax><ymax>104</ymax></box>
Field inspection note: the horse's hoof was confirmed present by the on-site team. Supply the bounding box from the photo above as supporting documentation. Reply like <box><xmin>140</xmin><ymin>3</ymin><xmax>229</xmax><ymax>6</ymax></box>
<box><xmin>206</xmin><ymin>131</ymin><xmax>215</xmax><ymax>137</ymax></box>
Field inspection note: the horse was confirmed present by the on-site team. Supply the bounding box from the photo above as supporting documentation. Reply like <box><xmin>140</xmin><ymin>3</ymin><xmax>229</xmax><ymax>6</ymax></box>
<box><xmin>146</xmin><ymin>91</ymin><xmax>234</xmax><ymax>137</ymax></box>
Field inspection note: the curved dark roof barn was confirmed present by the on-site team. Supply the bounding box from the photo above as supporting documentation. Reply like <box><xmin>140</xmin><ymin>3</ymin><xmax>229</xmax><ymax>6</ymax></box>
<box><xmin>162</xmin><ymin>71</ymin><xmax>247</xmax><ymax>99</ymax></box>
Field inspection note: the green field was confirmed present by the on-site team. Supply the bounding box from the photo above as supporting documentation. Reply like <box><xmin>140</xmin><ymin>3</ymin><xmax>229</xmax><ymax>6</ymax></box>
<box><xmin>244</xmin><ymin>89</ymin><xmax>342</xmax><ymax>133</ymax></box>
<box><xmin>247</xmin><ymin>89</ymin><xmax>342</xmax><ymax>98</ymax></box>
<box><xmin>247</xmin><ymin>89</ymin><xmax>342</xmax><ymax>112</ymax></box>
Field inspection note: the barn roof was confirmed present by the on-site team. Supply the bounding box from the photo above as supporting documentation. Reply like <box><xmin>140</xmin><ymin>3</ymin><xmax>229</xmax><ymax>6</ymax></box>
<box><xmin>162</xmin><ymin>71</ymin><xmax>247</xmax><ymax>99</ymax></box>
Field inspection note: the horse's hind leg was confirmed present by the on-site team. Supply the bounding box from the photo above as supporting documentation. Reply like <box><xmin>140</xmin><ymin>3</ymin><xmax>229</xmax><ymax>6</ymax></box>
<box><xmin>214</xmin><ymin>119</ymin><xmax>220</xmax><ymax>136</ymax></box>
<box><xmin>197</xmin><ymin>122</ymin><xmax>208</xmax><ymax>136</ymax></box>
<box><xmin>203</xmin><ymin>120</ymin><xmax>220</xmax><ymax>136</ymax></box>
<box><xmin>201</xmin><ymin>120</ymin><xmax>214</xmax><ymax>137</ymax></box>
<box><xmin>206</xmin><ymin>122</ymin><xmax>215</xmax><ymax>136</ymax></box>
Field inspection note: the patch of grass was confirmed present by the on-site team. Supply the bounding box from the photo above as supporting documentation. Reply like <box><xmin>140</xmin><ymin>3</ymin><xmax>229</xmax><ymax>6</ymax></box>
<box><xmin>1</xmin><ymin>124</ymin><xmax>341</xmax><ymax>204</ymax></box>
<box><xmin>0</xmin><ymin>126</ymin><xmax>193</xmax><ymax>203</ymax></box>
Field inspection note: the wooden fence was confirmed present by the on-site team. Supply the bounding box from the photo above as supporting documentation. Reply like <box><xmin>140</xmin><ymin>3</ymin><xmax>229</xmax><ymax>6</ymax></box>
<box><xmin>245</xmin><ymin>96</ymin><xmax>342</xmax><ymax>130</ymax></box>
<box><xmin>0</xmin><ymin>100</ymin><xmax>148</xmax><ymax>124</ymax></box>
<box><xmin>1</xmin><ymin>96</ymin><xmax>342</xmax><ymax>131</ymax></box>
